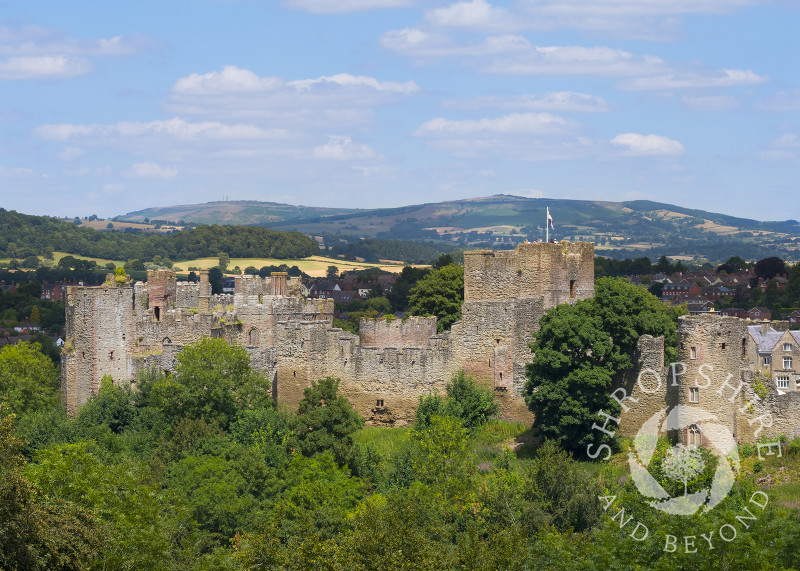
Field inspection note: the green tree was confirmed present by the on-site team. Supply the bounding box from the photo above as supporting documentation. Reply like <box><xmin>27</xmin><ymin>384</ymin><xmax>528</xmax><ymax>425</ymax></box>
<box><xmin>717</xmin><ymin>255</ymin><xmax>747</xmax><ymax>274</ymax></box>
<box><xmin>524</xmin><ymin>278</ymin><xmax>684</xmax><ymax>456</ymax></box>
<box><xmin>29</xmin><ymin>306</ymin><xmax>40</xmax><ymax>324</ymax></box>
<box><xmin>217</xmin><ymin>252</ymin><xmax>230</xmax><ymax>273</ymax></box>
<box><xmin>0</xmin><ymin>415</ymin><xmax>99</xmax><ymax>571</ymax></box>
<box><xmin>408</xmin><ymin>264</ymin><xmax>464</xmax><ymax>333</ymax></box>
<box><xmin>431</xmin><ymin>253</ymin><xmax>453</xmax><ymax>269</ymax></box>
<box><xmin>364</xmin><ymin>296</ymin><xmax>392</xmax><ymax>314</ymax></box>
<box><xmin>755</xmin><ymin>256</ymin><xmax>785</xmax><ymax>281</ymax></box>
<box><xmin>27</xmin><ymin>442</ymin><xmax>181</xmax><ymax>570</ymax></box>
<box><xmin>208</xmin><ymin>266</ymin><xmax>223</xmax><ymax>294</ymax></box>
<box><xmin>326</xmin><ymin>265</ymin><xmax>339</xmax><ymax>280</ymax></box>
<box><xmin>0</xmin><ymin>342</ymin><xmax>60</xmax><ymax>417</ymax></box>
<box><xmin>415</xmin><ymin>370</ymin><xmax>497</xmax><ymax>429</ymax></box>
<box><xmin>149</xmin><ymin>338</ymin><xmax>272</xmax><ymax>430</ymax></box>
<box><xmin>765</xmin><ymin>278</ymin><xmax>780</xmax><ymax>311</ymax></box>
<box><xmin>289</xmin><ymin>377</ymin><xmax>363</xmax><ymax>466</ymax></box>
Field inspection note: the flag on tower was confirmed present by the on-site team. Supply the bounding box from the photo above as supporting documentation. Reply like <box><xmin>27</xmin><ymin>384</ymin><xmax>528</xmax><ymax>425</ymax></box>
<box><xmin>547</xmin><ymin>207</ymin><xmax>554</xmax><ymax>229</ymax></box>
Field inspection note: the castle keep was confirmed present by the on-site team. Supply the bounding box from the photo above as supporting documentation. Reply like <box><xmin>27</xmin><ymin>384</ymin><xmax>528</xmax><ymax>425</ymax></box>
<box><xmin>62</xmin><ymin>241</ymin><xmax>595</xmax><ymax>425</ymax></box>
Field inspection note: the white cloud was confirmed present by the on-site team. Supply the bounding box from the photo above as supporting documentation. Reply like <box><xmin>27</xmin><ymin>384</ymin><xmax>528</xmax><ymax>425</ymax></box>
<box><xmin>0</xmin><ymin>25</ymin><xmax>150</xmax><ymax>80</ymax></box>
<box><xmin>619</xmin><ymin>68</ymin><xmax>766</xmax><ymax>90</ymax></box>
<box><xmin>311</xmin><ymin>136</ymin><xmax>375</xmax><ymax>160</ymax></box>
<box><xmin>757</xmin><ymin>133</ymin><xmax>800</xmax><ymax>161</ymax></box>
<box><xmin>35</xmin><ymin>117</ymin><xmax>284</xmax><ymax>141</ymax></box>
<box><xmin>681</xmin><ymin>95</ymin><xmax>740</xmax><ymax>111</ymax></box>
<box><xmin>0</xmin><ymin>56</ymin><xmax>90</xmax><ymax>80</ymax></box>
<box><xmin>125</xmin><ymin>162</ymin><xmax>179</xmax><ymax>179</ymax></box>
<box><xmin>381</xmin><ymin>28</ymin><xmax>531</xmax><ymax>58</ymax></box>
<box><xmin>444</xmin><ymin>91</ymin><xmax>610</xmax><ymax>112</ymax></box>
<box><xmin>289</xmin><ymin>73</ymin><xmax>419</xmax><ymax>94</ymax></box>
<box><xmin>415</xmin><ymin>112</ymin><xmax>573</xmax><ymax>136</ymax></box>
<box><xmin>426</xmin><ymin>0</ymin><xmax>518</xmax><ymax>32</ymax></box>
<box><xmin>173</xmin><ymin>66</ymin><xmax>283</xmax><ymax>94</ymax></box>
<box><xmin>611</xmin><ymin>133</ymin><xmax>685</xmax><ymax>156</ymax></box>
<box><xmin>414</xmin><ymin>111</ymin><xmax>596</xmax><ymax>161</ymax></box>
<box><xmin>758</xmin><ymin>88</ymin><xmax>800</xmax><ymax>111</ymax></box>
<box><xmin>57</xmin><ymin>146</ymin><xmax>84</xmax><ymax>161</ymax></box>
<box><xmin>172</xmin><ymin>66</ymin><xmax>418</xmax><ymax>97</ymax></box>
<box><xmin>166</xmin><ymin>67</ymin><xmax>418</xmax><ymax>131</ymax></box>
<box><xmin>415</xmin><ymin>0</ymin><xmax>758</xmax><ymax>38</ymax></box>
<box><xmin>102</xmin><ymin>184</ymin><xmax>125</xmax><ymax>193</ymax></box>
<box><xmin>0</xmin><ymin>166</ymin><xmax>36</xmax><ymax>177</ymax></box>
<box><xmin>283</xmin><ymin>0</ymin><xmax>414</xmax><ymax>13</ymax></box>
<box><xmin>0</xmin><ymin>25</ymin><xmax>150</xmax><ymax>57</ymax></box>
<box><xmin>382</xmin><ymin>29</ymin><xmax>767</xmax><ymax>91</ymax></box>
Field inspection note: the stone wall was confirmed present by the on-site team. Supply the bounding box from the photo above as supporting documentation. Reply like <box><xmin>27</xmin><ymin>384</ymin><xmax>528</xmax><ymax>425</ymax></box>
<box><xmin>359</xmin><ymin>316</ymin><xmax>437</xmax><ymax>350</ymax></box>
<box><xmin>62</xmin><ymin>241</ymin><xmax>595</xmax><ymax>427</ymax></box>
<box><xmin>463</xmin><ymin>241</ymin><xmax>594</xmax><ymax>306</ymax></box>
<box><xmin>62</xmin><ymin>285</ymin><xmax>135</xmax><ymax>415</ymax></box>
<box><xmin>618</xmin><ymin>335</ymin><xmax>672</xmax><ymax>437</ymax></box>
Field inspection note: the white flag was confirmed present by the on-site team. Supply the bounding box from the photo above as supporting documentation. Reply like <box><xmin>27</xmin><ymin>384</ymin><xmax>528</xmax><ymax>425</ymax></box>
<box><xmin>547</xmin><ymin>207</ymin><xmax>554</xmax><ymax>229</ymax></box>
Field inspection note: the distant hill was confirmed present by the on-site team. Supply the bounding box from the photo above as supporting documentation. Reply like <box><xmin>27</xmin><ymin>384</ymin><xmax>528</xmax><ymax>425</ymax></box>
<box><xmin>119</xmin><ymin>200</ymin><xmax>358</xmax><ymax>226</ymax></box>
<box><xmin>117</xmin><ymin>195</ymin><xmax>800</xmax><ymax>263</ymax></box>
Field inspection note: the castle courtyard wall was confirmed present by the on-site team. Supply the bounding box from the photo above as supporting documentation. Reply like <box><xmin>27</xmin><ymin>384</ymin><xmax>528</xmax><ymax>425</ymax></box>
<box><xmin>63</xmin><ymin>242</ymin><xmax>592</xmax><ymax>427</ymax></box>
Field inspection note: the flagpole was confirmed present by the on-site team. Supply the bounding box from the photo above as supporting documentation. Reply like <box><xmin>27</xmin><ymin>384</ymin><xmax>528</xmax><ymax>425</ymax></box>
<box><xmin>546</xmin><ymin>207</ymin><xmax>549</xmax><ymax>243</ymax></box>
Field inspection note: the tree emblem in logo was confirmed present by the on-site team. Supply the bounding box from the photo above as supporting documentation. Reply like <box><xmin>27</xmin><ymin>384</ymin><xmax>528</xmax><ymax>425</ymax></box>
<box><xmin>628</xmin><ymin>406</ymin><xmax>740</xmax><ymax>516</ymax></box>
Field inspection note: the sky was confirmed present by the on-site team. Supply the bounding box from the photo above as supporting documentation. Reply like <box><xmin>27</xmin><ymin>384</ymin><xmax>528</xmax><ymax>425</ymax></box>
<box><xmin>0</xmin><ymin>0</ymin><xmax>798</xmax><ymax>221</ymax></box>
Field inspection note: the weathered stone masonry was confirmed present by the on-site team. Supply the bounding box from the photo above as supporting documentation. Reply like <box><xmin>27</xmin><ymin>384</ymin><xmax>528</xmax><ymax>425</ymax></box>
<box><xmin>63</xmin><ymin>240</ymin><xmax>800</xmax><ymax>441</ymax></box>
<box><xmin>62</xmin><ymin>241</ymin><xmax>595</xmax><ymax>425</ymax></box>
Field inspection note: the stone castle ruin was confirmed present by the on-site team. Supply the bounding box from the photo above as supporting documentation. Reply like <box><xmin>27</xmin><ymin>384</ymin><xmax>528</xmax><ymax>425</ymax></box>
<box><xmin>62</xmin><ymin>241</ymin><xmax>595</xmax><ymax>425</ymax></box>
<box><xmin>61</xmin><ymin>240</ymin><xmax>800</xmax><ymax>441</ymax></box>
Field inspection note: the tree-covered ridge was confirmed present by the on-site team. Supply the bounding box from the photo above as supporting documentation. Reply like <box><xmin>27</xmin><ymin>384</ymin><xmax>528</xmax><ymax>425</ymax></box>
<box><xmin>0</xmin><ymin>209</ymin><xmax>317</xmax><ymax>262</ymax></box>
<box><xmin>123</xmin><ymin>195</ymin><xmax>800</xmax><ymax>263</ymax></box>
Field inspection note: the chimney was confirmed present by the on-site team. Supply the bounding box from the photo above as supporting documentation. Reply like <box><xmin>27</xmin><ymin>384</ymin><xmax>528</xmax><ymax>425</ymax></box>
<box><xmin>271</xmin><ymin>272</ymin><xmax>288</xmax><ymax>296</ymax></box>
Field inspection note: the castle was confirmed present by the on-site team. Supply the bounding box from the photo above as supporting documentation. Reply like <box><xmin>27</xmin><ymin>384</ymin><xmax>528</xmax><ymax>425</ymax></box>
<box><xmin>61</xmin><ymin>240</ymin><xmax>800</xmax><ymax>442</ymax></box>
<box><xmin>62</xmin><ymin>241</ymin><xmax>594</xmax><ymax>425</ymax></box>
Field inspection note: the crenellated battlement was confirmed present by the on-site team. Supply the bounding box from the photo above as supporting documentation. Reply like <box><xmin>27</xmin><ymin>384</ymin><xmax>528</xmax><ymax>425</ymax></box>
<box><xmin>63</xmin><ymin>241</ymin><xmax>595</xmax><ymax>425</ymax></box>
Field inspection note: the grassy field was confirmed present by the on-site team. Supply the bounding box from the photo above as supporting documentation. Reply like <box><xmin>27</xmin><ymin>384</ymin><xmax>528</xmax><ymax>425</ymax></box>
<box><xmin>65</xmin><ymin>219</ymin><xmax>182</xmax><ymax>233</ymax></box>
<box><xmin>177</xmin><ymin>255</ymin><xmax>415</xmax><ymax>277</ymax></box>
<box><xmin>51</xmin><ymin>251</ymin><xmax>122</xmax><ymax>266</ymax></box>
<box><xmin>43</xmin><ymin>252</ymin><xmax>417</xmax><ymax>277</ymax></box>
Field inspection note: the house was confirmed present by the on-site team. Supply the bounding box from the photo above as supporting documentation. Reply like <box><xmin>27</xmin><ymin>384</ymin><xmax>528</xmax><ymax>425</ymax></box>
<box><xmin>661</xmin><ymin>279</ymin><xmax>702</xmax><ymax>300</ymax></box>
<box><xmin>330</xmin><ymin>290</ymin><xmax>361</xmax><ymax>304</ymax></box>
<box><xmin>704</xmin><ymin>285</ymin><xmax>732</xmax><ymax>300</ymax></box>
<box><xmin>377</xmin><ymin>274</ymin><xmax>397</xmax><ymax>293</ymax></box>
<box><xmin>758</xmin><ymin>276</ymin><xmax>788</xmax><ymax>290</ymax></box>
<box><xmin>686</xmin><ymin>300</ymin><xmax>714</xmax><ymax>315</ymax></box>
<box><xmin>14</xmin><ymin>322</ymin><xmax>40</xmax><ymax>333</ymax></box>
<box><xmin>748</xmin><ymin>307</ymin><xmax>772</xmax><ymax>321</ymax></box>
<box><xmin>748</xmin><ymin>324</ymin><xmax>800</xmax><ymax>393</ymax></box>
<box><xmin>222</xmin><ymin>277</ymin><xmax>236</xmax><ymax>293</ymax></box>
<box><xmin>308</xmin><ymin>281</ymin><xmax>341</xmax><ymax>299</ymax></box>
<box><xmin>789</xmin><ymin>310</ymin><xmax>800</xmax><ymax>326</ymax></box>
<box><xmin>720</xmin><ymin>307</ymin><xmax>747</xmax><ymax>318</ymax></box>
<box><xmin>41</xmin><ymin>281</ymin><xmax>68</xmax><ymax>302</ymax></box>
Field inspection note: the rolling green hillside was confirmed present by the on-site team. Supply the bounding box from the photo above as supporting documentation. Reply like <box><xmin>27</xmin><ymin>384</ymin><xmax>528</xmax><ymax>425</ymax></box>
<box><xmin>118</xmin><ymin>195</ymin><xmax>800</xmax><ymax>262</ymax></box>
<box><xmin>120</xmin><ymin>200</ymin><xmax>358</xmax><ymax>226</ymax></box>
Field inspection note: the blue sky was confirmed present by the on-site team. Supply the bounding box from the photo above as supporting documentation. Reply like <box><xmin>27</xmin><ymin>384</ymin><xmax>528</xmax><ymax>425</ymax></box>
<box><xmin>0</xmin><ymin>0</ymin><xmax>798</xmax><ymax>220</ymax></box>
